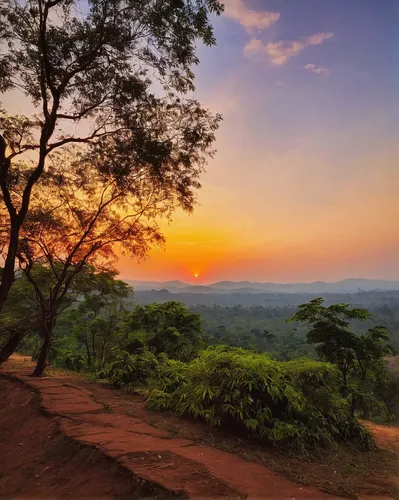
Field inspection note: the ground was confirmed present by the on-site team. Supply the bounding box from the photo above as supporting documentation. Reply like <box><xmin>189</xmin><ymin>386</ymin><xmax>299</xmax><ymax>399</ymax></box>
<box><xmin>1</xmin><ymin>355</ymin><xmax>398</xmax><ymax>499</ymax></box>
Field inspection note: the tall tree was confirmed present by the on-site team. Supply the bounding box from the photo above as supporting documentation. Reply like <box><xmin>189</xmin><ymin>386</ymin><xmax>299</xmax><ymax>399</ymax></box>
<box><xmin>288</xmin><ymin>298</ymin><xmax>392</xmax><ymax>417</ymax></box>
<box><xmin>0</xmin><ymin>0</ymin><xmax>223</xmax><ymax>313</ymax></box>
<box><xmin>0</xmin><ymin>92</ymin><xmax>219</xmax><ymax>374</ymax></box>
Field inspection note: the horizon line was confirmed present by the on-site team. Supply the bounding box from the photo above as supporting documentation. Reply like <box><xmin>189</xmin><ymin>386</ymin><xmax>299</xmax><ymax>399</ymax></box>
<box><xmin>120</xmin><ymin>277</ymin><xmax>399</xmax><ymax>286</ymax></box>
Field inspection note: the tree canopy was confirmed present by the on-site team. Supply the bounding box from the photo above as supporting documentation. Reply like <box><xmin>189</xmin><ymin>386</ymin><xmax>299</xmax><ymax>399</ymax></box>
<box><xmin>288</xmin><ymin>297</ymin><xmax>392</xmax><ymax>418</ymax></box>
<box><xmin>0</xmin><ymin>0</ymin><xmax>223</xmax><ymax>373</ymax></box>
<box><xmin>0</xmin><ymin>0</ymin><xmax>223</xmax><ymax>315</ymax></box>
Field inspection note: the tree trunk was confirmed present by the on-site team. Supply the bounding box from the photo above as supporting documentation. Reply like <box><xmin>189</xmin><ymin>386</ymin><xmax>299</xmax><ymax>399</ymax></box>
<box><xmin>91</xmin><ymin>331</ymin><xmax>97</xmax><ymax>362</ymax></box>
<box><xmin>0</xmin><ymin>225</ymin><xmax>19</xmax><ymax>314</ymax></box>
<box><xmin>100</xmin><ymin>339</ymin><xmax>108</xmax><ymax>369</ymax></box>
<box><xmin>32</xmin><ymin>335</ymin><xmax>51</xmax><ymax>377</ymax></box>
<box><xmin>32</xmin><ymin>309</ymin><xmax>56</xmax><ymax>377</ymax></box>
<box><xmin>0</xmin><ymin>330</ymin><xmax>24</xmax><ymax>365</ymax></box>
<box><xmin>84</xmin><ymin>335</ymin><xmax>92</xmax><ymax>368</ymax></box>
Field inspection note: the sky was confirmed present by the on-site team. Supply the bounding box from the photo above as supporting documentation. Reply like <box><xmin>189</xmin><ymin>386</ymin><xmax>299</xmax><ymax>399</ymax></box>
<box><xmin>4</xmin><ymin>0</ymin><xmax>399</xmax><ymax>284</ymax></box>
<box><xmin>120</xmin><ymin>0</ymin><xmax>399</xmax><ymax>284</ymax></box>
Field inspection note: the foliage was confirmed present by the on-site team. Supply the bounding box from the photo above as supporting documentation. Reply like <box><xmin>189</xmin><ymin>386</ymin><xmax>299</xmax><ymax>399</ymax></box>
<box><xmin>99</xmin><ymin>347</ymin><xmax>158</xmax><ymax>390</ymax></box>
<box><xmin>189</xmin><ymin>304</ymin><xmax>314</xmax><ymax>360</ymax></box>
<box><xmin>154</xmin><ymin>354</ymin><xmax>189</xmax><ymax>392</ymax></box>
<box><xmin>385</xmin><ymin>356</ymin><xmax>399</xmax><ymax>421</ymax></box>
<box><xmin>288</xmin><ymin>298</ymin><xmax>393</xmax><ymax>420</ymax></box>
<box><xmin>147</xmin><ymin>345</ymin><xmax>374</xmax><ymax>449</ymax></box>
<box><xmin>55</xmin><ymin>349</ymin><xmax>88</xmax><ymax>373</ymax></box>
<box><xmin>0</xmin><ymin>270</ymin><xmax>38</xmax><ymax>345</ymax></box>
<box><xmin>0</xmin><ymin>264</ymin><xmax>93</xmax><ymax>364</ymax></box>
<box><xmin>121</xmin><ymin>301</ymin><xmax>206</xmax><ymax>362</ymax></box>
<box><xmin>0</xmin><ymin>0</ymin><xmax>223</xmax><ymax>315</ymax></box>
<box><xmin>0</xmin><ymin>0</ymin><xmax>222</xmax><ymax>376</ymax></box>
<box><xmin>133</xmin><ymin>290</ymin><xmax>399</xmax><ymax>354</ymax></box>
<box><xmin>67</xmin><ymin>271</ymin><xmax>133</xmax><ymax>368</ymax></box>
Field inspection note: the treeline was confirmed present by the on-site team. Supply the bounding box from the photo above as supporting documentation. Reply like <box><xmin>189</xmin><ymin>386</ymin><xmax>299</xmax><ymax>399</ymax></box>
<box><xmin>193</xmin><ymin>304</ymin><xmax>312</xmax><ymax>360</ymax></box>
<box><xmin>192</xmin><ymin>303</ymin><xmax>399</xmax><ymax>358</ymax></box>
<box><xmin>133</xmin><ymin>288</ymin><xmax>399</xmax><ymax>308</ymax></box>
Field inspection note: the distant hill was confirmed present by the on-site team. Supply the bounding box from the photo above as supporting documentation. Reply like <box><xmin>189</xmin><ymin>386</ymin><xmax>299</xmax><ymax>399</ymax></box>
<box><xmin>125</xmin><ymin>278</ymin><xmax>399</xmax><ymax>295</ymax></box>
<box><xmin>127</xmin><ymin>280</ymin><xmax>188</xmax><ymax>289</ymax></box>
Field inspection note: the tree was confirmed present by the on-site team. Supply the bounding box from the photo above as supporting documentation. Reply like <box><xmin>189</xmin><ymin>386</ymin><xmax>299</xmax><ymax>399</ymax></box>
<box><xmin>1</xmin><ymin>124</ymin><xmax>218</xmax><ymax>375</ymax></box>
<box><xmin>0</xmin><ymin>269</ymin><xmax>39</xmax><ymax>363</ymax></box>
<box><xmin>122</xmin><ymin>301</ymin><xmax>205</xmax><ymax>361</ymax></box>
<box><xmin>70</xmin><ymin>271</ymin><xmax>132</xmax><ymax>368</ymax></box>
<box><xmin>288</xmin><ymin>298</ymin><xmax>392</xmax><ymax>418</ymax></box>
<box><xmin>0</xmin><ymin>0</ymin><xmax>223</xmax><ymax>313</ymax></box>
<box><xmin>0</xmin><ymin>263</ymin><xmax>95</xmax><ymax>365</ymax></box>
<box><xmin>0</xmin><ymin>0</ymin><xmax>223</xmax><ymax>374</ymax></box>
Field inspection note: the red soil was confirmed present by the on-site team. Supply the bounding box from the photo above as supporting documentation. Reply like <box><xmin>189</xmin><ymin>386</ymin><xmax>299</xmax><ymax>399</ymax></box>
<box><xmin>365</xmin><ymin>422</ymin><xmax>399</xmax><ymax>454</ymax></box>
<box><xmin>0</xmin><ymin>356</ymin><xmax>336</xmax><ymax>499</ymax></box>
<box><xmin>0</xmin><ymin>377</ymin><xmax>168</xmax><ymax>499</ymax></box>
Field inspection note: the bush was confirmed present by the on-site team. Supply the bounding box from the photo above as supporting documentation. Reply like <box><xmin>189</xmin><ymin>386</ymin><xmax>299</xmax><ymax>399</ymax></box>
<box><xmin>147</xmin><ymin>346</ymin><xmax>374</xmax><ymax>449</ymax></box>
<box><xmin>155</xmin><ymin>354</ymin><xmax>189</xmax><ymax>392</ymax></box>
<box><xmin>101</xmin><ymin>347</ymin><xmax>158</xmax><ymax>389</ymax></box>
<box><xmin>58</xmin><ymin>350</ymin><xmax>88</xmax><ymax>372</ymax></box>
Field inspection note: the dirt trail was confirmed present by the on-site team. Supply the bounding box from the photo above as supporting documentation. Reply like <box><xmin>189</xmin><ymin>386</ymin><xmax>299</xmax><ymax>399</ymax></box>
<box><xmin>365</xmin><ymin>422</ymin><xmax>399</xmax><ymax>454</ymax></box>
<box><xmin>0</xmin><ymin>378</ymin><xmax>169</xmax><ymax>499</ymax></box>
<box><xmin>1</xmin><ymin>356</ymin><xmax>337</xmax><ymax>499</ymax></box>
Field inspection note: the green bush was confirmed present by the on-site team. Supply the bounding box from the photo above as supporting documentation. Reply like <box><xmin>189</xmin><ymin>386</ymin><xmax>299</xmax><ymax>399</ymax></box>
<box><xmin>101</xmin><ymin>347</ymin><xmax>158</xmax><ymax>389</ymax></box>
<box><xmin>121</xmin><ymin>301</ymin><xmax>206</xmax><ymax>362</ymax></box>
<box><xmin>155</xmin><ymin>354</ymin><xmax>189</xmax><ymax>392</ymax></box>
<box><xmin>57</xmin><ymin>350</ymin><xmax>88</xmax><ymax>372</ymax></box>
<box><xmin>147</xmin><ymin>345</ymin><xmax>374</xmax><ymax>449</ymax></box>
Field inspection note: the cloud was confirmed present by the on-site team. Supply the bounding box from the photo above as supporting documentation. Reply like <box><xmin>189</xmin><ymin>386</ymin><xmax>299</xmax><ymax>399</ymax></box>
<box><xmin>245</xmin><ymin>31</ymin><xmax>334</xmax><ymax>65</ymax></box>
<box><xmin>243</xmin><ymin>37</ymin><xmax>264</xmax><ymax>55</ymax></box>
<box><xmin>224</xmin><ymin>0</ymin><xmax>280</xmax><ymax>31</ymax></box>
<box><xmin>304</xmin><ymin>63</ymin><xmax>330</xmax><ymax>76</ymax></box>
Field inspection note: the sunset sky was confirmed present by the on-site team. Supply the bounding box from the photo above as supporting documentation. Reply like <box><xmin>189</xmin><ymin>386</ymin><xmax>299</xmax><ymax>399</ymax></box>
<box><xmin>120</xmin><ymin>0</ymin><xmax>399</xmax><ymax>284</ymax></box>
<box><xmin>5</xmin><ymin>0</ymin><xmax>398</xmax><ymax>284</ymax></box>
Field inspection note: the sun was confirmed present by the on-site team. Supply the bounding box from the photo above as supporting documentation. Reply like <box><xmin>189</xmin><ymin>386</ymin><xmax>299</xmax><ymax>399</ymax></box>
<box><xmin>194</xmin><ymin>273</ymin><xmax>199</xmax><ymax>278</ymax></box>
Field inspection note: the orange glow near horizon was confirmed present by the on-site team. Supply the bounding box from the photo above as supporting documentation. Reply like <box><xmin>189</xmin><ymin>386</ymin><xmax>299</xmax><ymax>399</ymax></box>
<box><xmin>117</xmin><ymin>142</ymin><xmax>399</xmax><ymax>284</ymax></box>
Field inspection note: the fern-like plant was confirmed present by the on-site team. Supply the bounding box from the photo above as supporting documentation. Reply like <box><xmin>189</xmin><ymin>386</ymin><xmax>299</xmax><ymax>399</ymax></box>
<box><xmin>148</xmin><ymin>345</ymin><xmax>374</xmax><ymax>449</ymax></box>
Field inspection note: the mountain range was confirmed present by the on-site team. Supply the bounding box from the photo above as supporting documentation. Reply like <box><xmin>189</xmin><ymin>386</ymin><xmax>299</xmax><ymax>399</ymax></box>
<box><xmin>125</xmin><ymin>278</ymin><xmax>399</xmax><ymax>295</ymax></box>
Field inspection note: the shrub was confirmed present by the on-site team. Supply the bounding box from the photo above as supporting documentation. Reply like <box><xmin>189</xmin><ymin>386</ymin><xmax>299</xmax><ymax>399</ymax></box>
<box><xmin>101</xmin><ymin>347</ymin><xmax>158</xmax><ymax>389</ymax></box>
<box><xmin>155</xmin><ymin>354</ymin><xmax>189</xmax><ymax>392</ymax></box>
<box><xmin>58</xmin><ymin>351</ymin><xmax>88</xmax><ymax>372</ymax></box>
<box><xmin>147</xmin><ymin>345</ymin><xmax>374</xmax><ymax>449</ymax></box>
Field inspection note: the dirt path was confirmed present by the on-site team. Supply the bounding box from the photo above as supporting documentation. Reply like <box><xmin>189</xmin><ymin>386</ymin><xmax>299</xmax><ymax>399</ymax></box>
<box><xmin>0</xmin><ymin>378</ymin><xmax>170</xmax><ymax>499</ymax></box>
<box><xmin>1</xmin><ymin>357</ymin><xmax>337</xmax><ymax>499</ymax></box>
<box><xmin>365</xmin><ymin>422</ymin><xmax>399</xmax><ymax>454</ymax></box>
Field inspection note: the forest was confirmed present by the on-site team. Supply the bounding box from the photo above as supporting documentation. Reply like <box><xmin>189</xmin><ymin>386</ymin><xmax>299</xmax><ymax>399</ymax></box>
<box><xmin>1</xmin><ymin>266</ymin><xmax>397</xmax><ymax>449</ymax></box>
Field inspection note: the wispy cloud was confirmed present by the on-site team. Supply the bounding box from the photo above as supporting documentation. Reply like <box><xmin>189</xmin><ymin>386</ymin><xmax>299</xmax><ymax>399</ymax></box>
<box><xmin>304</xmin><ymin>63</ymin><xmax>330</xmax><ymax>76</ymax></box>
<box><xmin>224</xmin><ymin>0</ymin><xmax>280</xmax><ymax>31</ymax></box>
<box><xmin>245</xmin><ymin>32</ymin><xmax>334</xmax><ymax>65</ymax></box>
